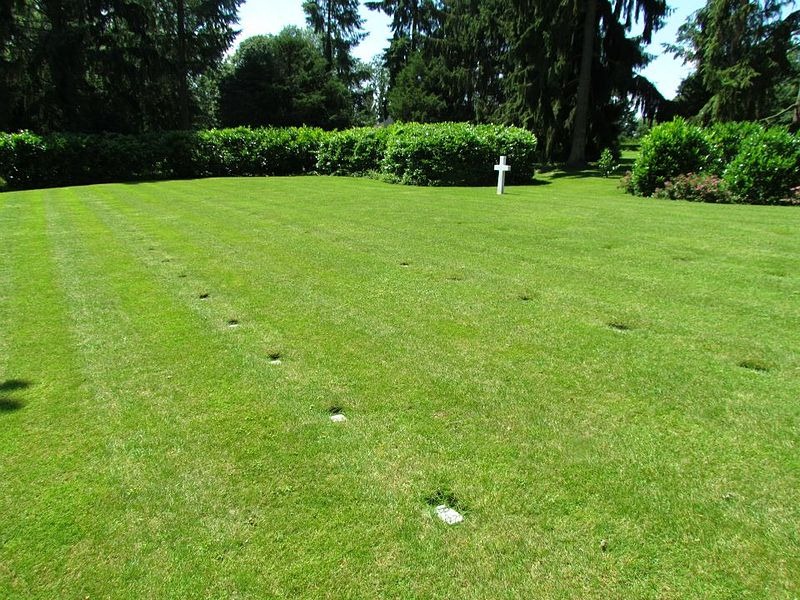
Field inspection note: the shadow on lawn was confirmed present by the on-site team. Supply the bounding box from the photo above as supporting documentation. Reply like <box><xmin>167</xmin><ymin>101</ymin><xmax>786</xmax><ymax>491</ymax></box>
<box><xmin>0</xmin><ymin>379</ymin><xmax>32</xmax><ymax>413</ymax></box>
<box><xmin>548</xmin><ymin>167</ymin><xmax>603</xmax><ymax>180</ymax></box>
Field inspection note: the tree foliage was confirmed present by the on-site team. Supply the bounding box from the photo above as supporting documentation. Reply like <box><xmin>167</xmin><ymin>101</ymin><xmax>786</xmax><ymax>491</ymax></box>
<box><xmin>0</xmin><ymin>0</ymin><xmax>242</xmax><ymax>133</ymax></box>
<box><xmin>366</xmin><ymin>0</ymin><xmax>667</xmax><ymax>162</ymax></box>
<box><xmin>218</xmin><ymin>28</ymin><xmax>351</xmax><ymax>129</ymax></box>
<box><xmin>302</xmin><ymin>0</ymin><xmax>366</xmax><ymax>83</ymax></box>
<box><xmin>669</xmin><ymin>0</ymin><xmax>800</xmax><ymax>124</ymax></box>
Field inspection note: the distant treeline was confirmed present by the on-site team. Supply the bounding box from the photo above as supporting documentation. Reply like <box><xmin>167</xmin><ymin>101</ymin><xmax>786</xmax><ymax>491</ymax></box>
<box><xmin>1</xmin><ymin>1</ymin><xmax>798</xmax><ymax>164</ymax></box>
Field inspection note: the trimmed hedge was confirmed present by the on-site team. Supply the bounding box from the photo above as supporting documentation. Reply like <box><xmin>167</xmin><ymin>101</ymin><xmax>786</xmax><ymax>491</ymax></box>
<box><xmin>0</xmin><ymin>123</ymin><xmax>537</xmax><ymax>191</ymax></box>
<box><xmin>316</xmin><ymin>126</ymin><xmax>392</xmax><ymax>175</ymax></box>
<box><xmin>0</xmin><ymin>128</ymin><xmax>323</xmax><ymax>190</ymax></box>
<box><xmin>382</xmin><ymin>122</ymin><xmax>537</xmax><ymax>186</ymax></box>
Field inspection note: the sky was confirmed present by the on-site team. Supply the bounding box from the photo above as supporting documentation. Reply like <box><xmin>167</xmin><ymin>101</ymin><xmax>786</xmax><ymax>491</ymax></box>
<box><xmin>234</xmin><ymin>0</ymin><xmax>702</xmax><ymax>100</ymax></box>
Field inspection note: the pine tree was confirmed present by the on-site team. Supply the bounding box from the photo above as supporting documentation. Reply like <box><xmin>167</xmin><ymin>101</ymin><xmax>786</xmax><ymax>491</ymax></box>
<box><xmin>303</xmin><ymin>0</ymin><xmax>366</xmax><ymax>83</ymax></box>
<box><xmin>669</xmin><ymin>0</ymin><xmax>800</xmax><ymax>123</ymax></box>
<box><xmin>566</xmin><ymin>0</ymin><xmax>668</xmax><ymax>166</ymax></box>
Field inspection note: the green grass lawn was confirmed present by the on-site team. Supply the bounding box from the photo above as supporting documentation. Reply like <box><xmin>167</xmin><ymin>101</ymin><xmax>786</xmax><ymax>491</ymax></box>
<box><xmin>1</xmin><ymin>174</ymin><xmax>798</xmax><ymax>598</ymax></box>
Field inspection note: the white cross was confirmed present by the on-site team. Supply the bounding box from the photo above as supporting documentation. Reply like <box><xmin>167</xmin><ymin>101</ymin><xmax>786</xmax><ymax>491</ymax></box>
<box><xmin>494</xmin><ymin>155</ymin><xmax>511</xmax><ymax>195</ymax></box>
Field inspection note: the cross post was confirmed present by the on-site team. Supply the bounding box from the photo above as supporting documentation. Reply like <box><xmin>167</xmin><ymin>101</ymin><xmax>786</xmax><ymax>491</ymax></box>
<box><xmin>494</xmin><ymin>155</ymin><xmax>511</xmax><ymax>195</ymax></box>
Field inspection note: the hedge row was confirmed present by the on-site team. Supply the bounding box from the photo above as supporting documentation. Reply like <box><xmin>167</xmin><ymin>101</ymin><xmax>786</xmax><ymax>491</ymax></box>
<box><xmin>0</xmin><ymin>123</ymin><xmax>537</xmax><ymax>191</ymax></box>
<box><xmin>627</xmin><ymin>118</ymin><xmax>800</xmax><ymax>205</ymax></box>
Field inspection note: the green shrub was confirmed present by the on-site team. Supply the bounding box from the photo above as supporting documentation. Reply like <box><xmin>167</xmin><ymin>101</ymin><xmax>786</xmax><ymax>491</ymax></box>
<box><xmin>631</xmin><ymin>118</ymin><xmax>716</xmax><ymax>196</ymax></box>
<box><xmin>0</xmin><ymin>131</ymin><xmax>46</xmax><ymax>189</ymax></box>
<box><xmin>597</xmin><ymin>148</ymin><xmax>617</xmax><ymax>177</ymax></box>
<box><xmin>0</xmin><ymin>175</ymin><xmax>6</xmax><ymax>192</ymax></box>
<box><xmin>723</xmin><ymin>127</ymin><xmax>800</xmax><ymax>204</ymax></box>
<box><xmin>706</xmin><ymin>121</ymin><xmax>764</xmax><ymax>174</ymax></box>
<box><xmin>381</xmin><ymin>122</ymin><xmax>537</xmax><ymax>186</ymax></box>
<box><xmin>316</xmin><ymin>127</ymin><xmax>392</xmax><ymax>175</ymax></box>
<box><xmin>192</xmin><ymin>127</ymin><xmax>322</xmax><ymax>177</ymax></box>
<box><xmin>653</xmin><ymin>173</ymin><xmax>731</xmax><ymax>203</ymax></box>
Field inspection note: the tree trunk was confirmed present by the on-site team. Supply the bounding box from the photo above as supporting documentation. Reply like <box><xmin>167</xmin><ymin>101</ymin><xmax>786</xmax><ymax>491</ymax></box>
<box><xmin>176</xmin><ymin>0</ymin><xmax>190</xmax><ymax>130</ymax></box>
<box><xmin>567</xmin><ymin>0</ymin><xmax>597</xmax><ymax>168</ymax></box>
<box><xmin>325</xmin><ymin>0</ymin><xmax>333</xmax><ymax>69</ymax></box>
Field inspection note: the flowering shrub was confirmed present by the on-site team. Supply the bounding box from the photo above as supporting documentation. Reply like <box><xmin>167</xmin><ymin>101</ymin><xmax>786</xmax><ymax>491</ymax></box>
<box><xmin>630</xmin><ymin>118</ymin><xmax>716</xmax><ymax>196</ymax></box>
<box><xmin>630</xmin><ymin>119</ymin><xmax>800</xmax><ymax>205</ymax></box>
<box><xmin>653</xmin><ymin>173</ymin><xmax>731</xmax><ymax>203</ymax></box>
<box><xmin>723</xmin><ymin>127</ymin><xmax>800</xmax><ymax>204</ymax></box>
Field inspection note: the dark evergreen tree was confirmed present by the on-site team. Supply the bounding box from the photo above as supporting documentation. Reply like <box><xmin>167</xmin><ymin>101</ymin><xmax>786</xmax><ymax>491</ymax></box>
<box><xmin>566</xmin><ymin>0</ymin><xmax>668</xmax><ymax>166</ymax></box>
<box><xmin>218</xmin><ymin>28</ymin><xmax>351</xmax><ymax>129</ymax></box>
<box><xmin>668</xmin><ymin>0</ymin><xmax>800</xmax><ymax>124</ymax></box>
<box><xmin>0</xmin><ymin>0</ymin><xmax>242</xmax><ymax>133</ymax></box>
<box><xmin>366</xmin><ymin>0</ymin><xmax>442</xmax><ymax>82</ymax></box>
<box><xmin>302</xmin><ymin>0</ymin><xmax>366</xmax><ymax>82</ymax></box>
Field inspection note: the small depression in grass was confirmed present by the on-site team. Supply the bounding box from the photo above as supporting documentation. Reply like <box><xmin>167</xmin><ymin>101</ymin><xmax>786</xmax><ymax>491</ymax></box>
<box><xmin>400</xmin><ymin>261</ymin><xmax>410</xmax><ymax>267</ymax></box>
<box><xmin>446</xmin><ymin>275</ymin><xmax>464</xmax><ymax>282</ymax></box>
<box><xmin>738</xmin><ymin>359</ymin><xmax>770</xmax><ymax>373</ymax></box>
<box><xmin>269</xmin><ymin>352</ymin><xmax>282</xmax><ymax>365</ymax></box>
<box><xmin>328</xmin><ymin>406</ymin><xmax>346</xmax><ymax>422</ymax></box>
<box><xmin>227</xmin><ymin>319</ymin><xmax>240</xmax><ymax>328</ymax></box>
<box><xmin>424</xmin><ymin>489</ymin><xmax>464</xmax><ymax>511</ymax></box>
<box><xmin>178</xmin><ymin>273</ymin><xmax>187</xmax><ymax>278</ymax></box>
<box><xmin>519</xmin><ymin>294</ymin><xmax>533</xmax><ymax>302</ymax></box>
<box><xmin>198</xmin><ymin>293</ymin><xmax>210</xmax><ymax>300</ymax></box>
<box><xmin>608</xmin><ymin>322</ymin><xmax>632</xmax><ymax>332</ymax></box>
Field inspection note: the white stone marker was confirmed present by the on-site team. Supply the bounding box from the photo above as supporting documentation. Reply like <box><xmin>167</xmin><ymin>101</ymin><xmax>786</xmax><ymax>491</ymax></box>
<box><xmin>330</xmin><ymin>413</ymin><xmax>347</xmax><ymax>423</ymax></box>
<box><xmin>434</xmin><ymin>504</ymin><xmax>464</xmax><ymax>525</ymax></box>
<box><xmin>494</xmin><ymin>155</ymin><xmax>511</xmax><ymax>195</ymax></box>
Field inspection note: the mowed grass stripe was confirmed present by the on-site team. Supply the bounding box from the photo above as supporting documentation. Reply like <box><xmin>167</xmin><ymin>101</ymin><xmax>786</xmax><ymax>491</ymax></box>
<box><xmin>77</xmin><ymin>182</ymin><xmax>531</xmax><ymax>410</ymax></box>
<box><xmin>0</xmin><ymin>192</ymin><xmax>118</xmax><ymax>596</ymax></box>
<box><xmin>108</xmin><ymin>178</ymin><xmax>800</xmax><ymax>596</ymax></box>
<box><xmin>79</xmin><ymin>178</ymin><xmax>784</xmax><ymax>406</ymax></box>
<box><xmin>70</xmin><ymin>182</ymin><xmax>800</xmax><ymax>482</ymax></box>
<box><xmin>115</xmin><ymin>176</ymin><xmax>799</xmax><ymax>359</ymax></box>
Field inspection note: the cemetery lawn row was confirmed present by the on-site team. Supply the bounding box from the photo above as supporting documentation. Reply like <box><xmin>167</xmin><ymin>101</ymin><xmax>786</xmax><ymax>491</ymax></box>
<box><xmin>1</xmin><ymin>175</ymin><xmax>798</xmax><ymax>598</ymax></box>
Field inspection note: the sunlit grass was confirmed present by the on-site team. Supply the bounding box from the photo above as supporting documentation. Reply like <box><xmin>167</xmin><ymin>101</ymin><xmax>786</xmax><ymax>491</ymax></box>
<box><xmin>1</xmin><ymin>175</ymin><xmax>798</xmax><ymax>597</ymax></box>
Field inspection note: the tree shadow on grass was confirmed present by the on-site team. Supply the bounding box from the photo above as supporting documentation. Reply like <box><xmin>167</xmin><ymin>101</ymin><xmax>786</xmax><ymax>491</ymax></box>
<box><xmin>0</xmin><ymin>398</ymin><xmax>24</xmax><ymax>412</ymax></box>
<box><xmin>548</xmin><ymin>168</ymin><xmax>602</xmax><ymax>180</ymax></box>
<box><xmin>0</xmin><ymin>379</ymin><xmax>31</xmax><ymax>392</ymax></box>
<box><xmin>0</xmin><ymin>379</ymin><xmax>32</xmax><ymax>413</ymax></box>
